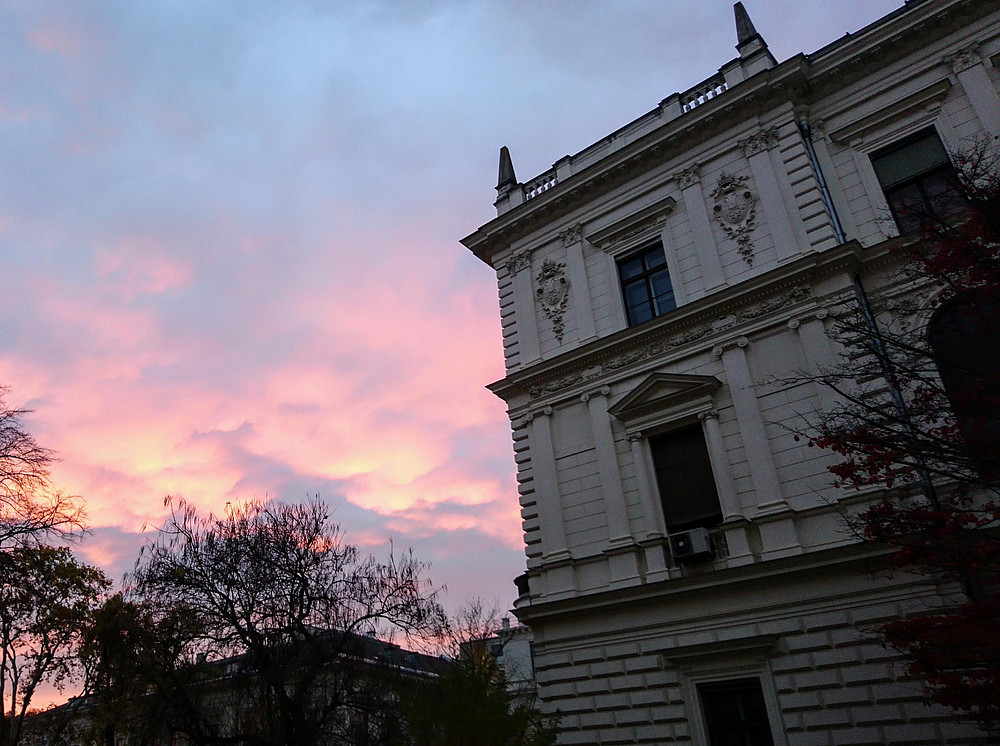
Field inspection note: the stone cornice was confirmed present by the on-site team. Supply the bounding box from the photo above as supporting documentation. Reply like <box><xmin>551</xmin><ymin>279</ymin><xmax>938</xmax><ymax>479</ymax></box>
<box><xmin>513</xmin><ymin>541</ymin><xmax>904</xmax><ymax>626</ymax></box>
<box><xmin>489</xmin><ymin>242</ymin><xmax>868</xmax><ymax>405</ymax></box>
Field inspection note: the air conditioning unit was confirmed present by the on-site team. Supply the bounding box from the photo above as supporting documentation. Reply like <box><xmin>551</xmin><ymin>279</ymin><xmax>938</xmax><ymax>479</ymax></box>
<box><xmin>668</xmin><ymin>527</ymin><xmax>714</xmax><ymax>564</ymax></box>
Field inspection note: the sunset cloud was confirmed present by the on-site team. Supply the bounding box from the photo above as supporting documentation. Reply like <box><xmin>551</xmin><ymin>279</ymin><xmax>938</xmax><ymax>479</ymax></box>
<box><xmin>0</xmin><ymin>0</ymin><xmax>903</xmax><ymax>614</ymax></box>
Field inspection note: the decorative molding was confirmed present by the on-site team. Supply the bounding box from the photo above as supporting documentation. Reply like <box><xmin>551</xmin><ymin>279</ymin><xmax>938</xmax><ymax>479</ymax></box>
<box><xmin>560</xmin><ymin>224</ymin><xmax>582</xmax><ymax>247</ymax></box>
<box><xmin>535</xmin><ymin>259</ymin><xmax>570</xmax><ymax>342</ymax></box>
<box><xmin>609</xmin><ymin>373</ymin><xmax>721</xmax><ymax>426</ymax></box>
<box><xmin>946</xmin><ymin>44</ymin><xmax>982</xmax><ymax>74</ymax></box>
<box><xmin>828</xmin><ymin>79</ymin><xmax>952</xmax><ymax>146</ymax></box>
<box><xmin>710</xmin><ymin>172</ymin><xmax>758</xmax><ymax>266</ymax></box>
<box><xmin>504</xmin><ymin>250</ymin><xmax>531</xmax><ymax>276</ymax></box>
<box><xmin>676</xmin><ymin>165</ymin><xmax>701</xmax><ymax>189</ymax></box>
<box><xmin>588</xmin><ymin>196</ymin><xmax>676</xmax><ymax>251</ymax></box>
<box><xmin>738</xmin><ymin>126</ymin><xmax>779</xmax><ymax>157</ymax></box>
<box><xmin>713</xmin><ymin>336</ymin><xmax>750</xmax><ymax>357</ymax></box>
<box><xmin>698</xmin><ymin>409</ymin><xmax>720</xmax><ymax>421</ymax></box>
<box><xmin>525</xmin><ymin>286</ymin><xmax>811</xmax><ymax>399</ymax></box>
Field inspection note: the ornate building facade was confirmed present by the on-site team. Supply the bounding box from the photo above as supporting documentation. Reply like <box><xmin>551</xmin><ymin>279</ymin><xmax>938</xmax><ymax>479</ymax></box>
<box><xmin>462</xmin><ymin>1</ymin><xmax>1000</xmax><ymax>744</ymax></box>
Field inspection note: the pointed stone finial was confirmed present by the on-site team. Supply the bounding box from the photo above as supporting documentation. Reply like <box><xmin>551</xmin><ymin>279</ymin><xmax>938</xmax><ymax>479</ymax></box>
<box><xmin>733</xmin><ymin>1</ymin><xmax>773</xmax><ymax>72</ymax></box>
<box><xmin>497</xmin><ymin>146</ymin><xmax>517</xmax><ymax>194</ymax></box>
<box><xmin>734</xmin><ymin>2</ymin><xmax>759</xmax><ymax>47</ymax></box>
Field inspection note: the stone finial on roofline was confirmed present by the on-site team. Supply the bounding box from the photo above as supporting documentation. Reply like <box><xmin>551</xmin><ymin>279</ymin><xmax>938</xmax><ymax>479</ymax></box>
<box><xmin>733</xmin><ymin>2</ymin><xmax>776</xmax><ymax>74</ymax></box>
<box><xmin>497</xmin><ymin>146</ymin><xmax>518</xmax><ymax>195</ymax></box>
<box><xmin>734</xmin><ymin>2</ymin><xmax>760</xmax><ymax>47</ymax></box>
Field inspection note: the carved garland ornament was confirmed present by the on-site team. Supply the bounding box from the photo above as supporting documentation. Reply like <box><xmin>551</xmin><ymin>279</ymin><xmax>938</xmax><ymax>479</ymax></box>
<box><xmin>710</xmin><ymin>172</ymin><xmax>758</xmax><ymax>266</ymax></box>
<box><xmin>535</xmin><ymin>259</ymin><xmax>570</xmax><ymax>342</ymax></box>
<box><xmin>526</xmin><ymin>286</ymin><xmax>811</xmax><ymax>399</ymax></box>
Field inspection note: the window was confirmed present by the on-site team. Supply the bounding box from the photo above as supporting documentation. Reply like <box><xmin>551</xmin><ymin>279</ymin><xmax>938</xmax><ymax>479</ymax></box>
<box><xmin>617</xmin><ymin>242</ymin><xmax>676</xmax><ymax>326</ymax></box>
<box><xmin>928</xmin><ymin>296</ymin><xmax>1000</xmax><ymax>476</ymax></box>
<box><xmin>870</xmin><ymin>129</ymin><xmax>964</xmax><ymax>234</ymax></box>
<box><xmin>698</xmin><ymin>678</ymin><xmax>776</xmax><ymax>746</ymax></box>
<box><xmin>649</xmin><ymin>424</ymin><xmax>722</xmax><ymax>532</ymax></box>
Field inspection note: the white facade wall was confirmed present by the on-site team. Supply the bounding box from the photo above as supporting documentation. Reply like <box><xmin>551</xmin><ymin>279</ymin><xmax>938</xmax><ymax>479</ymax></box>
<box><xmin>464</xmin><ymin>2</ymin><xmax>1000</xmax><ymax>743</ymax></box>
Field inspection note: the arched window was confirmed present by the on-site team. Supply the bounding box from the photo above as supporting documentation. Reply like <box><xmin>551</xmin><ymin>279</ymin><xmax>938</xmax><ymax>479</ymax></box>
<box><xmin>928</xmin><ymin>296</ymin><xmax>1000</xmax><ymax>477</ymax></box>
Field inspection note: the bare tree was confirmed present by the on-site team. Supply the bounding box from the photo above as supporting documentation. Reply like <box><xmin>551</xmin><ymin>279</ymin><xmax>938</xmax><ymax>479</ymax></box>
<box><xmin>119</xmin><ymin>496</ymin><xmax>444</xmax><ymax>746</ymax></box>
<box><xmin>0</xmin><ymin>388</ymin><xmax>83</xmax><ymax>549</ymax></box>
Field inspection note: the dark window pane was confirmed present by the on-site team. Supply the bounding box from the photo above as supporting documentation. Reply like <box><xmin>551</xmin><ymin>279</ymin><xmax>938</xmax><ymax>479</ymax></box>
<box><xmin>699</xmin><ymin>679</ymin><xmax>775</xmax><ymax>746</ymax></box>
<box><xmin>617</xmin><ymin>243</ymin><xmax>675</xmax><ymax>327</ymax></box>
<box><xmin>650</xmin><ymin>270</ymin><xmax>676</xmax><ymax>315</ymax></box>
<box><xmin>929</xmin><ymin>297</ymin><xmax>1000</xmax><ymax>476</ymax></box>
<box><xmin>650</xmin><ymin>425</ymin><xmax>721</xmax><ymax>531</ymax></box>
<box><xmin>871</xmin><ymin>130</ymin><xmax>964</xmax><ymax>234</ymax></box>
<box><xmin>624</xmin><ymin>281</ymin><xmax>653</xmax><ymax>324</ymax></box>
<box><xmin>923</xmin><ymin>171</ymin><xmax>965</xmax><ymax>218</ymax></box>
<box><xmin>619</xmin><ymin>256</ymin><xmax>645</xmax><ymax>280</ymax></box>
<box><xmin>644</xmin><ymin>247</ymin><xmax>667</xmax><ymax>269</ymax></box>
<box><xmin>872</xmin><ymin>131</ymin><xmax>949</xmax><ymax>189</ymax></box>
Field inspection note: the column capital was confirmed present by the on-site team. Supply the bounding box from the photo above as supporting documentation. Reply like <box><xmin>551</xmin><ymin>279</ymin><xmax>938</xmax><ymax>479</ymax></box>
<box><xmin>504</xmin><ymin>250</ymin><xmax>531</xmax><ymax>276</ymax></box>
<box><xmin>560</xmin><ymin>223</ymin><xmax>583</xmax><ymax>247</ymax></box>
<box><xmin>676</xmin><ymin>164</ymin><xmax>701</xmax><ymax>189</ymax></box>
<box><xmin>946</xmin><ymin>44</ymin><xmax>982</xmax><ymax>74</ymax></box>
<box><xmin>738</xmin><ymin>126</ymin><xmax>779</xmax><ymax>158</ymax></box>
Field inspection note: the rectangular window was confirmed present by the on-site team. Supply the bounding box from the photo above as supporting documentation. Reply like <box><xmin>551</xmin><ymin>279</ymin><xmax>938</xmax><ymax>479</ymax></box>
<box><xmin>617</xmin><ymin>242</ymin><xmax>676</xmax><ymax>326</ymax></box>
<box><xmin>698</xmin><ymin>678</ymin><xmax>775</xmax><ymax>746</ymax></box>
<box><xmin>649</xmin><ymin>424</ymin><xmax>721</xmax><ymax>532</ymax></box>
<box><xmin>870</xmin><ymin>128</ymin><xmax>964</xmax><ymax>234</ymax></box>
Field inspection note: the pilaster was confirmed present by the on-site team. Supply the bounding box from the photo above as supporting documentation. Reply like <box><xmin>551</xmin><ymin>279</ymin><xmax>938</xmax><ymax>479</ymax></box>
<box><xmin>739</xmin><ymin>127</ymin><xmax>802</xmax><ymax>263</ymax></box>
<box><xmin>561</xmin><ymin>225</ymin><xmax>597</xmax><ymax>343</ymax></box>
<box><xmin>677</xmin><ymin>165</ymin><xmax>726</xmax><ymax>292</ymax></box>
<box><xmin>505</xmin><ymin>251</ymin><xmax>542</xmax><ymax>364</ymax></box>
<box><xmin>947</xmin><ymin>45</ymin><xmax>1000</xmax><ymax>138</ymax></box>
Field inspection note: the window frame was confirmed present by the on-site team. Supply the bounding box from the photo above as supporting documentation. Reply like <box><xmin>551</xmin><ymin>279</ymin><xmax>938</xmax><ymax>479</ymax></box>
<box><xmin>697</xmin><ymin>677</ymin><xmax>776</xmax><ymax>746</ymax></box>
<box><xmin>869</xmin><ymin>127</ymin><xmax>963</xmax><ymax>234</ymax></box>
<box><xmin>616</xmin><ymin>240</ymin><xmax>678</xmax><ymax>327</ymax></box>
<box><xmin>675</xmin><ymin>657</ymin><xmax>787</xmax><ymax>746</ymax></box>
<box><xmin>928</xmin><ymin>294</ymin><xmax>1000</xmax><ymax>478</ymax></box>
<box><xmin>648</xmin><ymin>422</ymin><xmax>723</xmax><ymax>533</ymax></box>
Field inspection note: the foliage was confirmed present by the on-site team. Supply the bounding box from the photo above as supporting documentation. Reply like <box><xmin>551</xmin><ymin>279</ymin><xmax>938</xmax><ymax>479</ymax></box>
<box><xmin>399</xmin><ymin>602</ymin><xmax>557</xmax><ymax>746</ymax></box>
<box><xmin>0</xmin><ymin>388</ymin><xmax>83</xmax><ymax>550</ymax></box>
<box><xmin>802</xmin><ymin>142</ymin><xmax>1000</xmax><ymax>725</ymax></box>
<box><xmin>119</xmin><ymin>496</ymin><xmax>444</xmax><ymax>746</ymax></box>
<box><xmin>0</xmin><ymin>546</ymin><xmax>109</xmax><ymax>746</ymax></box>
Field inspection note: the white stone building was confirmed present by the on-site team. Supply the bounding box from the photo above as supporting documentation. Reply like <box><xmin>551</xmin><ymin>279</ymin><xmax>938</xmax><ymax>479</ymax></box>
<box><xmin>461</xmin><ymin>1</ymin><xmax>1000</xmax><ymax>744</ymax></box>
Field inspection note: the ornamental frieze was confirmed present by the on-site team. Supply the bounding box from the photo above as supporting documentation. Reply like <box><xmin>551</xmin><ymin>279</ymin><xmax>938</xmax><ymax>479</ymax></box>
<box><xmin>535</xmin><ymin>259</ymin><xmax>570</xmax><ymax>341</ymax></box>
<box><xmin>526</xmin><ymin>285</ymin><xmax>811</xmax><ymax>399</ymax></box>
<box><xmin>710</xmin><ymin>172</ymin><xmax>758</xmax><ymax>266</ymax></box>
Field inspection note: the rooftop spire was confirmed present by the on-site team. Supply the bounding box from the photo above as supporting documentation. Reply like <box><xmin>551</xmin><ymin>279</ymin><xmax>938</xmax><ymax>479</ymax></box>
<box><xmin>733</xmin><ymin>1</ymin><xmax>774</xmax><ymax>73</ymax></box>
<box><xmin>496</xmin><ymin>146</ymin><xmax>517</xmax><ymax>194</ymax></box>
<box><xmin>734</xmin><ymin>2</ymin><xmax>759</xmax><ymax>47</ymax></box>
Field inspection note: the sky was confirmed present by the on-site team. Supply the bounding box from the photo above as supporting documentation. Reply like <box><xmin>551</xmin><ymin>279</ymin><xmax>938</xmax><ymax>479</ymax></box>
<box><xmin>0</xmin><ymin>0</ymin><xmax>905</xmax><ymax>615</ymax></box>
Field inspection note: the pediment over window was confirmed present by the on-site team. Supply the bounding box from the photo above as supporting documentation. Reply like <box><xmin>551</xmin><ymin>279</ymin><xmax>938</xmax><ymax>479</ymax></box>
<box><xmin>609</xmin><ymin>372</ymin><xmax>721</xmax><ymax>430</ymax></box>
